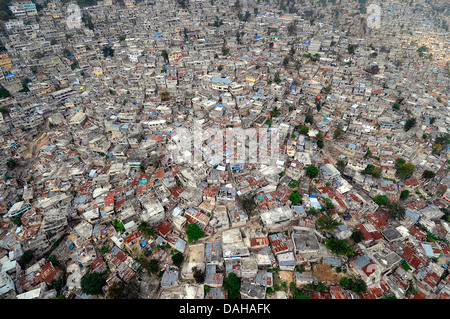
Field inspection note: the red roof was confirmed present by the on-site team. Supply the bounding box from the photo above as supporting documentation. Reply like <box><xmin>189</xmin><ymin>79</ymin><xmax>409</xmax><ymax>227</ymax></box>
<box><xmin>105</xmin><ymin>193</ymin><xmax>114</xmax><ymax>206</ymax></box>
<box><xmin>39</xmin><ymin>262</ymin><xmax>57</xmax><ymax>285</ymax></box>
<box><xmin>123</xmin><ymin>231</ymin><xmax>142</xmax><ymax>244</ymax></box>
<box><xmin>250</xmin><ymin>237</ymin><xmax>269</xmax><ymax>247</ymax></box>
<box><xmin>355</xmin><ymin>223</ymin><xmax>383</xmax><ymax>241</ymax></box>
<box><xmin>156</xmin><ymin>220</ymin><xmax>171</xmax><ymax>238</ymax></box>
<box><xmin>90</xmin><ymin>256</ymin><xmax>107</xmax><ymax>272</ymax></box>
<box><xmin>329</xmin><ymin>285</ymin><xmax>347</xmax><ymax>299</ymax></box>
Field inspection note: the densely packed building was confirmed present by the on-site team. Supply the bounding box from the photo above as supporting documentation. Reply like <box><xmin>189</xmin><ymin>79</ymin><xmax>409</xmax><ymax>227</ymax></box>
<box><xmin>0</xmin><ymin>0</ymin><xmax>449</xmax><ymax>300</ymax></box>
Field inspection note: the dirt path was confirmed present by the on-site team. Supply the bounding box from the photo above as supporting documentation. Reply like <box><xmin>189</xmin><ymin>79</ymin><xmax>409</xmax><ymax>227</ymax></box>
<box><xmin>23</xmin><ymin>132</ymin><xmax>47</xmax><ymax>159</ymax></box>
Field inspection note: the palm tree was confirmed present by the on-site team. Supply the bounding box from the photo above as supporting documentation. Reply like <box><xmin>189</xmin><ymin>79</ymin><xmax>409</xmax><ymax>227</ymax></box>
<box><xmin>138</xmin><ymin>221</ymin><xmax>155</xmax><ymax>238</ymax></box>
<box><xmin>270</xmin><ymin>106</ymin><xmax>280</xmax><ymax>117</ymax></box>
<box><xmin>160</xmin><ymin>90</ymin><xmax>170</xmax><ymax>101</ymax></box>
<box><xmin>336</xmin><ymin>159</ymin><xmax>346</xmax><ymax>172</ymax></box>
<box><xmin>6</xmin><ymin>158</ymin><xmax>18</xmax><ymax>169</ymax></box>
<box><xmin>161</xmin><ymin>50</ymin><xmax>169</xmax><ymax>64</ymax></box>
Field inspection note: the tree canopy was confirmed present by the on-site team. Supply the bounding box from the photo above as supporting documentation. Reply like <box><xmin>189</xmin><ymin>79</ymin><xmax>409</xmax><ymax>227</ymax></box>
<box><xmin>333</xmin><ymin>122</ymin><xmax>344</xmax><ymax>139</ymax></box>
<box><xmin>386</xmin><ymin>202</ymin><xmax>406</xmax><ymax>221</ymax></box>
<box><xmin>395</xmin><ymin>158</ymin><xmax>415</xmax><ymax>179</ymax></box>
<box><xmin>400</xmin><ymin>190</ymin><xmax>409</xmax><ymax>200</ymax></box>
<box><xmin>101</xmin><ymin>46</ymin><xmax>114</xmax><ymax>57</ymax></box>
<box><xmin>289</xmin><ymin>191</ymin><xmax>301</xmax><ymax>205</ymax></box>
<box><xmin>316</xmin><ymin>132</ymin><xmax>324</xmax><ymax>148</ymax></box>
<box><xmin>404</xmin><ymin>117</ymin><xmax>416</xmax><ymax>131</ymax></box>
<box><xmin>316</xmin><ymin>211</ymin><xmax>340</xmax><ymax>232</ymax></box>
<box><xmin>325</xmin><ymin>238</ymin><xmax>355</xmax><ymax>258</ymax></box>
<box><xmin>305</xmin><ymin>113</ymin><xmax>314</xmax><ymax>124</ymax></box>
<box><xmin>172</xmin><ymin>251</ymin><xmax>184</xmax><ymax>267</ymax></box>
<box><xmin>186</xmin><ymin>223</ymin><xmax>205</xmax><ymax>243</ymax></box>
<box><xmin>299</xmin><ymin>125</ymin><xmax>309</xmax><ymax>136</ymax></box>
<box><xmin>224</xmin><ymin>273</ymin><xmax>240</xmax><ymax>299</ymax></box>
<box><xmin>339</xmin><ymin>276</ymin><xmax>367</xmax><ymax>294</ymax></box>
<box><xmin>362</xmin><ymin>164</ymin><xmax>381</xmax><ymax>178</ymax></box>
<box><xmin>373</xmin><ymin>195</ymin><xmax>388</xmax><ymax>206</ymax></box>
<box><xmin>305</xmin><ymin>165</ymin><xmax>319</xmax><ymax>178</ymax></box>
<box><xmin>81</xmin><ymin>272</ymin><xmax>106</xmax><ymax>295</ymax></box>
<box><xmin>0</xmin><ymin>86</ymin><xmax>11</xmax><ymax>98</ymax></box>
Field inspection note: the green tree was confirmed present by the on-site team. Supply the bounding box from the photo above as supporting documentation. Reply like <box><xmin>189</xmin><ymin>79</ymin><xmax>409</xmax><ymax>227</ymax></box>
<box><xmin>186</xmin><ymin>223</ymin><xmax>205</xmax><ymax>243</ymax></box>
<box><xmin>325</xmin><ymin>239</ymin><xmax>355</xmax><ymax>258</ymax></box>
<box><xmin>221</xmin><ymin>46</ymin><xmax>230</xmax><ymax>56</ymax></box>
<box><xmin>299</xmin><ymin>125</ymin><xmax>309</xmax><ymax>135</ymax></box>
<box><xmin>404</xmin><ymin>117</ymin><xmax>416</xmax><ymax>131</ymax></box>
<box><xmin>351</xmin><ymin>229</ymin><xmax>364</xmax><ymax>243</ymax></box>
<box><xmin>316</xmin><ymin>132</ymin><xmax>324</xmax><ymax>148</ymax></box>
<box><xmin>362</xmin><ymin>164</ymin><xmax>381</xmax><ymax>178</ymax></box>
<box><xmin>274</xmin><ymin>72</ymin><xmax>281</xmax><ymax>84</ymax></box>
<box><xmin>70</xmin><ymin>59</ymin><xmax>79</xmax><ymax>70</ymax></box>
<box><xmin>422</xmin><ymin>170</ymin><xmax>435</xmax><ymax>179</ymax></box>
<box><xmin>289</xmin><ymin>180</ymin><xmax>300</xmax><ymax>189</ymax></box>
<box><xmin>270</xmin><ymin>106</ymin><xmax>281</xmax><ymax>117</ymax></box>
<box><xmin>172</xmin><ymin>251</ymin><xmax>184</xmax><ymax>267</ymax></box>
<box><xmin>401</xmin><ymin>260</ymin><xmax>410</xmax><ymax>271</ymax></box>
<box><xmin>373</xmin><ymin>195</ymin><xmax>388</xmax><ymax>206</ymax></box>
<box><xmin>289</xmin><ymin>191</ymin><xmax>301</xmax><ymax>205</ymax></box>
<box><xmin>305</xmin><ymin>113</ymin><xmax>314</xmax><ymax>124</ymax></box>
<box><xmin>224</xmin><ymin>273</ymin><xmax>240</xmax><ymax>299</ymax></box>
<box><xmin>6</xmin><ymin>158</ymin><xmax>18</xmax><ymax>169</ymax></box>
<box><xmin>147</xmin><ymin>259</ymin><xmax>160</xmax><ymax>274</ymax></box>
<box><xmin>101</xmin><ymin>46</ymin><xmax>114</xmax><ymax>57</ymax></box>
<box><xmin>19</xmin><ymin>250</ymin><xmax>34</xmax><ymax>266</ymax></box>
<box><xmin>160</xmin><ymin>90</ymin><xmax>170</xmax><ymax>101</ymax></box>
<box><xmin>51</xmin><ymin>279</ymin><xmax>64</xmax><ymax>295</ymax></box>
<box><xmin>339</xmin><ymin>276</ymin><xmax>367</xmax><ymax>294</ymax></box>
<box><xmin>48</xmin><ymin>255</ymin><xmax>60</xmax><ymax>267</ymax></box>
<box><xmin>192</xmin><ymin>266</ymin><xmax>205</xmax><ymax>283</ymax></box>
<box><xmin>19</xmin><ymin>77</ymin><xmax>31</xmax><ymax>92</ymax></box>
<box><xmin>81</xmin><ymin>272</ymin><xmax>106</xmax><ymax>295</ymax></box>
<box><xmin>395</xmin><ymin>158</ymin><xmax>414</xmax><ymax>179</ymax></box>
<box><xmin>386</xmin><ymin>202</ymin><xmax>406</xmax><ymax>221</ymax></box>
<box><xmin>400</xmin><ymin>190</ymin><xmax>409</xmax><ymax>200</ymax></box>
<box><xmin>347</xmin><ymin>44</ymin><xmax>357</xmax><ymax>54</ymax></box>
<box><xmin>333</xmin><ymin>122</ymin><xmax>344</xmax><ymax>139</ymax></box>
<box><xmin>305</xmin><ymin>165</ymin><xmax>319</xmax><ymax>178</ymax></box>
<box><xmin>294</xmin><ymin>288</ymin><xmax>311</xmax><ymax>299</ymax></box>
<box><xmin>336</xmin><ymin>159</ymin><xmax>346</xmax><ymax>171</ymax></box>
<box><xmin>112</xmin><ymin>219</ymin><xmax>125</xmax><ymax>233</ymax></box>
<box><xmin>240</xmin><ymin>194</ymin><xmax>256</xmax><ymax>214</ymax></box>
<box><xmin>138</xmin><ymin>221</ymin><xmax>155</xmax><ymax>238</ymax></box>
<box><xmin>161</xmin><ymin>50</ymin><xmax>169</xmax><ymax>64</ymax></box>
<box><xmin>0</xmin><ymin>86</ymin><xmax>11</xmax><ymax>98</ymax></box>
<box><xmin>100</xmin><ymin>245</ymin><xmax>109</xmax><ymax>254</ymax></box>
<box><xmin>392</xmin><ymin>102</ymin><xmax>400</xmax><ymax>110</ymax></box>
<box><xmin>316</xmin><ymin>211</ymin><xmax>339</xmax><ymax>232</ymax></box>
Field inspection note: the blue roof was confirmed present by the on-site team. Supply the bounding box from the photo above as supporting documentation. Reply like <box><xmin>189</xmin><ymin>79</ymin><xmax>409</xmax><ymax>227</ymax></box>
<box><xmin>211</xmin><ymin>77</ymin><xmax>231</xmax><ymax>84</ymax></box>
<box><xmin>421</xmin><ymin>244</ymin><xmax>434</xmax><ymax>257</ymax></box>
<box><xmin>354</xmin><ymin>255</ymin><xmax>371</xmax><ymax>268</ymax></box>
